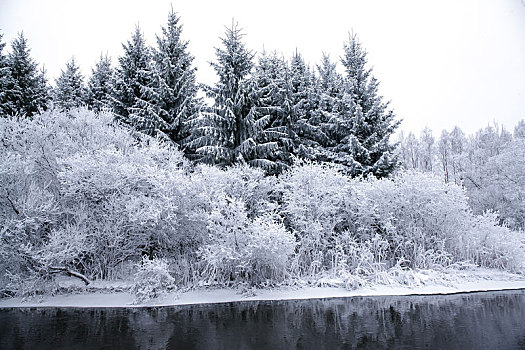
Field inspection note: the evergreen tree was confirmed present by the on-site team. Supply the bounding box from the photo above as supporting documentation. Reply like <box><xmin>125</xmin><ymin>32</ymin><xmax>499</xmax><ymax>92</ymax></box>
<box><xmin>3</xmin><ymin>33</ymin><xmax>48</xmax><ymax>117</ymax></box>
<box><xmin>337</xmin><ymin>32</ymin><xmax>399</xmax><ymax>177</ymax></box>
<box><xmin>54</xmin><ymin>57</ymin><xmax>86</xmax><ymax>110</ymax></box>
<box><xmin>0</xmin><ymin>32</ymin><xmax>15</xmax><ymax>116</ymax></box>
<box><xmin>293</xmin><ymin>53</ymin><xmax>340</xmax><ymax>162</ymax></box>
<box><xmin>251</xmin><ymin>51</ymin><xmax>294</xmax><ymax>172</ymax></box>
<box><xmin>149</xmin><ymin>9</ymin><xmax>199</xmax><ymax>145</ymax></box>
<box><xmin>188</xmin><ymin>22</ymin><xmax>279</xmax><ymax>170</ymax></box>
<box><xmin>35</xmin><ymin>65</ymin><xmax>51</xmax><ymax>110</ymax></box>
<box><xmin>287</xmin><ymin>51</ymin><xmax>317</xmax><ymax>159</ymax></box>
<box><xmin>86</xmin><ymin>54</ymin><xmax>113</xmax><ymax>112</ymax></box>
<box><xmin>111</xmin><ymin>26</ymin><xmax>153</xmax><ymax>127</ymax></box>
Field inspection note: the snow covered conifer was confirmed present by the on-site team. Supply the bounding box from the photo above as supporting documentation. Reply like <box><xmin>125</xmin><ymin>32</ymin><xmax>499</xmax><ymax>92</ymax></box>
<box><xmin>111</xmin><ymin>26</ymin><xmax>154</xmax><ymax>126</ymax></box>
<box><xmin>251</xmin><ymin>51</ymin><xmax>295</xmax><ymax>173</ymax></box>
<box><xmin>188</xmin><ymin>22</ymin><xmax>276</xmax><ymax>169</ymax></box>
<box><xmin>86</xmin><ymin>54</ymin><xmax>113</xmax><ymax>112</ymax></box>
<box><xmin>188</xmin><ymin>22</ymin><xmax>254</xmax><ymax>164</ymax></box>
<box><xmin>54</xmin><ymin>57</ymin><xmax>86</xmax><ymax>110</ymax></box>
<box><xmin>337</xmin><ymin>32</ymin><xmax>399</xmax><ymax>177</ymax></box>
<box><xmin>149</xmin><ymin>9</ymin><xmax>199</xmax><ymax>146</ymax></box>
<box><xmin>0</xmin><ymin>32</ymin><xmax>15</xmax><ymax>116</ymax></box>
<box><xmin>3</xmin><ymin>33</ymin><xmax>48</xmax><ymax>117</ymax></box>
<box><xmin>293</xmin><ymin>54</ymin><xmax>340</xmax><ymax>162</ymax></box>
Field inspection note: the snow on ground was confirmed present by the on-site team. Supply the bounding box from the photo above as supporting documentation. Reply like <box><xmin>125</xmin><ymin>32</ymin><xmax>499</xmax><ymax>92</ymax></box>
<box><xmin>1</xmin><ymin>269</ymin><xmax>525</xmax><ymax>308</ymax></box>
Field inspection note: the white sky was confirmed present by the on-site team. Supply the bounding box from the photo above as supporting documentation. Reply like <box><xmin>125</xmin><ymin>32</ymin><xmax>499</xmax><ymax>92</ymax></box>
<box><xmin>1</xmin><ymin>0</ymin><xmax>524</xmax><ymax>135</ymax></box>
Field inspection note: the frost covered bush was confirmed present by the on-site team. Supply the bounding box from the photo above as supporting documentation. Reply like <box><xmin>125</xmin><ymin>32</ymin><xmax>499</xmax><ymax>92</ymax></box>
<box><xmin>57</xmin><ymin>139</ymin><xmax>204</xmax><ymax>278</ymax></box>
<box><xmin>191</xmin><ymin>164</ymin><xmax>278</xmax><ymax>218</ymax></box>
<box><xmin>280</xmin><ymin>164</ymin><xmax>525</xmax><ymax>279</ymax></box>
<box><xmin>199</xmin><ymin>195</ymin><xmax>295</xmax><ymax>285</ymax></box>
<box><xmin>0</xmin><ymin>108</ymin><xmax>205</xmax><ymax>293</ymax></box>
<box><xmin>346</xmin><ymin>172</ymin><xmax>468</xmax><ymax>268</ymax></box>
<box><xmin>462</xmin><ymin>212</ymin><xmax>525</xmax><ymax>273</ymax></box>
<box><xmin>279</xmin><ymin>162</ymin><xmax>351</xmax><ymax>274</ymax></box>
<box><xmin>132</xmin><ymin>257</ymin><xmax>175</xmax><ymax>303</ymax></box>
<box><xmin>345</xmin><ymin>172</ymin><xmax>525</xmax><ymax>273</ymax></box>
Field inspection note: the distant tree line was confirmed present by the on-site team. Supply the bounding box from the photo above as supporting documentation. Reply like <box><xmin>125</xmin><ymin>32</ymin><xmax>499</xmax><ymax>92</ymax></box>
<box><xmin>397</xmin><ymin>121</ymin><xmax>525</xmax><ymax>230</ymax></box>
<box><xmin>0</xmin><ymin>9</ymin><xmax>399</xmax><ymax>177</ymax></box>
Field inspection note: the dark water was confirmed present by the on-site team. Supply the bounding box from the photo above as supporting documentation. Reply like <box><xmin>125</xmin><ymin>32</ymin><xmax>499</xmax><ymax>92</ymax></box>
<box><xmin>1</xmin><ymin>290</ymin><xmax>525</xmax><ymax>350</ymax></box>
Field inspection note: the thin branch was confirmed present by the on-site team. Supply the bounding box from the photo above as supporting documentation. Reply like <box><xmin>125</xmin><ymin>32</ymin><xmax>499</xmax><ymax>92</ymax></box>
<box><xmin>5</xmin><ymin>190</ymin><xmax>20</xmax><ymax>215</ymax></box>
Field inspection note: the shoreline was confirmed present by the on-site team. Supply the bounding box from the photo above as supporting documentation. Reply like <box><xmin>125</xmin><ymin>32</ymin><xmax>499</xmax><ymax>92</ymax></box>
<box><xmin>1</xmin><ymin>279</ymin><xmax>525</xmax><ymax>308</ymax></box>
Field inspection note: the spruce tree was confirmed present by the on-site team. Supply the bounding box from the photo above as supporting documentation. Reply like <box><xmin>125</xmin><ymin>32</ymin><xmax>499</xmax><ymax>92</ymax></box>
<box><xmin>86</xmin><ymin>54</ymin><xmax>113</xmax><ymax>112</ymax></box>
<box><xmin>251</xmin><ymin>51</ymin><xmax>294</xmax><ymax>172</ymax></box>
<box><xmin>149</xmin><ymin>9</ymin><xmax>199</xmax><ymax>145</ymax></box>
<box><xmin>54</xmin><ymin>57</ymin><xmax>86</xmax><ymax>110</ymax></box>
<box><xmin>293</xmin><ymin>54</ymin><xmax>340</xmax><ymax>162</ymax></box>
<box><xmin>287</xmin><ymin>51</ymin><xmax>317</xmax><ymax>159</ymax></box>
<box><xmin>4</xmin><ymin>33</ymin><xmax>48</xmax><ymax>117</ymax></box>
<box><xmin>288</xmin><ymin>51</ymin><xmax>314</xmax><ymax>123</ymax></box>
<box><xmin>187</xmin><ymin>22</ymin><xmax>253</xmax><ymax>164</ymax></box>
<box><xmin>34</xmin><ymin>65</ymin><xmax>51</xmax><ymax>111</ymax></box>
<box><xmin>337</xmin><ymin>32</ymin><xmax>399</xmax><ymax>177</ymax></box>
<box><xmin>188</xmin><ymin>23</ymin><xmax>263</xmax><ymax>167</ymax></box>
<box><xmin>111</xmin><ymin>26</ymin><xmax>153</xmax><ymax>127</ymax></box>
<box><xmin>0</xmin><ymin>32</ymin><xmax>14</xmax><ymax>116</ymax></box>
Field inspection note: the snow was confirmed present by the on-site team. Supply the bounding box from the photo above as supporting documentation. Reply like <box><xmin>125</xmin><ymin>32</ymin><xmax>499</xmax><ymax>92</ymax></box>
<box><xmin>1</xmin><ymin>273</ymin><xmax>524</xmax><ymax>308</ymax></box>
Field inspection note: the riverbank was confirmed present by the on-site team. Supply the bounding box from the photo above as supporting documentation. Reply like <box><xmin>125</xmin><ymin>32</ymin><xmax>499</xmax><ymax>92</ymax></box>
<box><xmin>1</xmin><ymin>268</ymin><xmax>525</xmax><ymax>308</ymax></box>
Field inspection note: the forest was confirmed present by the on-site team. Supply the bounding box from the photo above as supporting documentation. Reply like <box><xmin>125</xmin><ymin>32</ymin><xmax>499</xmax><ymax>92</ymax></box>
<box><xmin>0</xmin><ymin>9</ymin><xmax>524</xmax><ymax>301</ymax></box>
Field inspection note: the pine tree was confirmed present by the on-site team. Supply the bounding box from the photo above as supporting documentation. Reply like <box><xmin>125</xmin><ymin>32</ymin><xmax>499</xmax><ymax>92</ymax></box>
<box><xmin>111</xmin><ymin>26</ymin><xmax>154</xmax><ymax>127</ymax></box>
<box><xmin>148</xmin><ymin>9</ymin><xmax>199</xmax><ymax>146</ymax></box>
<box><xmin>54</xmin><ymin>57</ymin><xmax>86</xmax><ymax>110</ymax></box>
<box><xmin>86</xmin><ymin>54</ymin><xmax>113</xmax><ymax>112</ymax></box>
<box><xmin>337</xmin><ymin>32</ymin><xmax>399</xmax><ymax>177</ymax></box>
<box><xmin>4</xmin><ymin>33</ymin><xmax>48</xmax><ymax>117</ymax></box>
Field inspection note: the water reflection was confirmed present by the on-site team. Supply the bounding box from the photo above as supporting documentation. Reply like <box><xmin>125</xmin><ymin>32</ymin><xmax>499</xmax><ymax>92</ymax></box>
<box><xmin>1</xmin><ymin>290</ymin><xmax>525</xmax><ymax>349</ymax></box>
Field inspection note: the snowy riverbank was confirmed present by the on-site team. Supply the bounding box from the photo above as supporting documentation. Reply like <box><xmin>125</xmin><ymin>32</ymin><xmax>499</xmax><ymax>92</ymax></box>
<box><xmin>1</xmin><ymin>269</ymin><xmax>525</xmax><ymax>308</ymax></box>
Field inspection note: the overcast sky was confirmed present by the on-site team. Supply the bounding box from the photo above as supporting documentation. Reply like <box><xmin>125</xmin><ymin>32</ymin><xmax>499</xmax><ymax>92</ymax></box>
<box><xmin>1</xmin><ymin>0</ymin><xmax>524</xmax><ymax>135</ymax></box>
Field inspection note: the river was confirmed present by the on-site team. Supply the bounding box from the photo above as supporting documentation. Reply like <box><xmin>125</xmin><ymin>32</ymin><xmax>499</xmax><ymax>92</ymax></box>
<box><xmin>1</xmin><ymin>290</ymin><xmax>525</xmax><ymax>349</ymax></box>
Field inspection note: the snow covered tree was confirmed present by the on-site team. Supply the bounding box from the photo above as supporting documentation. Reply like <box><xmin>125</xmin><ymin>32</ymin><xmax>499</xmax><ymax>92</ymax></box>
<box><xmin>314</xmin><ymin>53</ymin><xmax>347</xmax><ymax>162</ymax></box>
<box><xmin>287</xmin><ymin>51</ymin><xmax>317</xmax><ymax>159</ymax></box>
<box><xmin>471</xmin><ymin>138</ymin><xmax>525</xmax><ymax>229</ymax></box>
<box><xmin>418</xmin><ymin>127</ymin><xmax>434</xmax><ymax>172</ymax></box>
<box><xmin>3</xmin><ymin>33</ymin><xmax>48</xmax><ymax>117</ymax></box>
<box><xmin>141</xmin><ymin>9</ymin><xmax>200</xmax><ymax>146</ymax></box>
<box><xmin>54</xmin><ymin>57</ymin><xmax>86</xmax><ymax>110</ymax></box>
<box><xmin>86</xmin><ymin>54</ymin><xmax>113</xmax><ymax>112</ymax></box>
<box><xmin>251</xmin><ymin>51</ymin><xmax>295</xmax><ymax>173</ymax></box>
<box><xmin>438</xmin><ymin>129</ymin><xmax>451</xmax><ymax>183</ymax></box>
<box><xmin>336</xmin><ymin>32</ymin><xmax>399</xmax><ymax>177</ymax></box>
<box><xmin>405</xmin><ymin>132</ymin><xmax>420</xmax><ymax>169</ymax></box>
<box><xmin>111</xmin><ymin>26</ymin><xmax>154</xmax><ymax>127</ymax></box>
<box><xmin>293</xmin><ymin>54</ymin><xmax>340</xmax><ymax>163</ymax></box>
<box><xmin>187</xmin><ymin>22</ymin><xmax>254</xmax><ymax>165</ymax></box>
<box><xmin>0</xmin><ymin>32</ymin><xmax>15</xmax><ymax>116</ymax></box>
<box><xmin>449</xmin><ymin>126</ymin><xmax>467</xmax><ymax>184</ymax></box>
<box><xmin>514</xmin><ymin>119</ymin><xmax>525</xmax><ymax>139</ymax></box>
<box><xmin>188</xmin><ymin>22</ymin><xmax>280</xmax><ymax>170</ymax></box>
